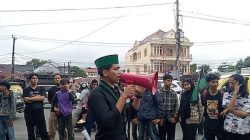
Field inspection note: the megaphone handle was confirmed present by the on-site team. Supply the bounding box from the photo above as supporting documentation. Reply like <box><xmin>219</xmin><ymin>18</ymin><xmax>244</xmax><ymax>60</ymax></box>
<box><xmin>122</xmin><ymin>83</ymin><xmax>137</xmax><ymax>100</ymax></box>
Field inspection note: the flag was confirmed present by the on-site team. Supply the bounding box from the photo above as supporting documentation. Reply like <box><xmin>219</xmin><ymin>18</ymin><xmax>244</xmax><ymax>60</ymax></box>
<box><xmin>191</xmin><ymin>65</ymin><xmax>208</xmax><ymax>103</ymax></box>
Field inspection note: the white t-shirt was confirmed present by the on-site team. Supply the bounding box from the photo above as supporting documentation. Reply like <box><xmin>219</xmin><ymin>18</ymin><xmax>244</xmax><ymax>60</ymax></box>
<box><xmin>76</xmin><ymin>89</ymin><xmax>89</xmax><ymax>109</ymax></box>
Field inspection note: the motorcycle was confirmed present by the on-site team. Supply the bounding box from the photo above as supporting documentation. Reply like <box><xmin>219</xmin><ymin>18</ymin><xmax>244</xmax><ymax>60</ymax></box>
<box><xmin>74</xmin><ymin>106</ymin><xmax>88</xmax><ymax>129</ymax></box>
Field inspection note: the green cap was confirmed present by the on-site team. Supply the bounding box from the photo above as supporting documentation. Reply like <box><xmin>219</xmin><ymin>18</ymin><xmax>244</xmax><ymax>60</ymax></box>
<box><xmin>94</xmin><ymin>54</ymin><xmax>119</xmax><ymax>69</ymax></box>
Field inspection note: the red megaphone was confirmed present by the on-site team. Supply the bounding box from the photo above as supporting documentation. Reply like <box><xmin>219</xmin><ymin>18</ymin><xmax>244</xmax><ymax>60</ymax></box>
<box><xmin>119</xmin><ymin>71</ymin><xmax>158</xmax><ymax>95</ymax></box>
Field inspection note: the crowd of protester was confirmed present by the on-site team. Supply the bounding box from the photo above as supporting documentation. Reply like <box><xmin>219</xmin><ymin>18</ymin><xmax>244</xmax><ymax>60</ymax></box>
<box><xmin>0</xmin><ymin>55</ymin><xmax>249</xmax><ymax>140</ymax></box>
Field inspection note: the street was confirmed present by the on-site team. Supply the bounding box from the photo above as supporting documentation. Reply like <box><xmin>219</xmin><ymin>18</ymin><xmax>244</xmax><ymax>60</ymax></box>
<box><xmin>14</xmin><ymin>108</ymin><xmax>203</xmax><ymax>140</ymax></box>
<box><xmin>14</xmin><ymin>108</ymin><xmax>90</xmax><ymax>140</ymax></box>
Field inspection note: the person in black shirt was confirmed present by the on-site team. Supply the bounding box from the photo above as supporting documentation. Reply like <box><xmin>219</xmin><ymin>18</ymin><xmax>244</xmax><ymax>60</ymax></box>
<box><xmin>47</xmin><ymin>73</ymin><xmax>62</xmax><ymax>140</ymax></box>
<box><xmin>88</xmin><ymin>54</ymin><xmax>141</xmax><ymax>140</ymax></box>
<box><xmin>23</xmin><ymin>73</ymin><xmax>49</xmax><ymax>140</ymax></box>
<box><xmin>179</xmin><ymin>78</ymin><xmax>199</xmax><ymax>140</ymax></box>
<box><xmin>201</xmin><ymin>73</ymin><xmax>224</xmax><ymax>140</ymax></box>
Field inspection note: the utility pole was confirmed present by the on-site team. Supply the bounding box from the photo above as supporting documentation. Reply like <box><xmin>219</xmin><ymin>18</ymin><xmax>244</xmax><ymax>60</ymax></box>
<box><xmin>68</xmin><ymin>61</ymin><xmax>71</xmax><ymax>79</ymax></box>
<box><xmin>11</xmin><ymin>35</ymin><xmax>17</xmax><ymax>81</ymax></box>
<box><xmin>175</xmin><ymin>0</ymin><xmax>181</xmax><ymax>80</ymax></box>
<box><xmin>64</xmin><ymin>63</ymin><xmax>66</xmax><ymax>75</ymax></box>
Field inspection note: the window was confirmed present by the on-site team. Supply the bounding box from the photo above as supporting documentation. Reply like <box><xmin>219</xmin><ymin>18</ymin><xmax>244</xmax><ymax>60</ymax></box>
<box><xmin>144</xmin><ymin>64</ymin><xmax>147</xmax><ymax>73</ymax></box>
<box><xmin>138</xmin><ymin>51</ymin><xmax>141</xmax><ymax>59</ymax></box>
<box><xmin>153</xmin><ymin>62</ymin><xmax>163</xmax><ymax>72</ymax></box>
<box><xmin>167</xmin><ymin>48</ymin><xmax>173</xmax><ymax>56</ymax></box>
<box><xmin>136</xmin><ymin>67</ymin><xmax>139</xmax><ymax>74</ymax></box>
<box><xmin>133</xmin><ymin>52</ymin><xmax>137</xmax><ymax>61</ymax></box>
<box><xmin>153</xmin><ymin>46</ymin><xmax>162</xmax><ymax>56</ymax></box>
<box><xmin>144</xmin><ymin>48</ymin><xmax>147</xmax><ymax>57</ymax></box>
<box><xmin>167</xmin><ymin>64</ymin><xmax>174</xmax><ymax>71</ymax></box>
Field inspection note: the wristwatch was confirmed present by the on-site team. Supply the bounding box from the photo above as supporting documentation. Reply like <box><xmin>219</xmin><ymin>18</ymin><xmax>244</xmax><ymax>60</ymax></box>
<box><xmin>135</xmin><ymin>95</ymin><xmax>142</xmax><ymax>99</ymax></box>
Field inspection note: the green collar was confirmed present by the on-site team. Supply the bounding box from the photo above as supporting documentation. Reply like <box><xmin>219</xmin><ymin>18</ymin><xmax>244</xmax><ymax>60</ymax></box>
<box><xmin>100</xmin><ymin>81</ymin><xmax>119</xmax><ymax>101</ymax></box>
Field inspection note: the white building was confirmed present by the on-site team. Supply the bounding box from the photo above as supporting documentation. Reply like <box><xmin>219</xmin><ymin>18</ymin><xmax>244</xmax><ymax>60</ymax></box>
<box><xmin>125</xmin><ymin>29</ymin><xmax>193</xmax><ymax>78</ymax></box>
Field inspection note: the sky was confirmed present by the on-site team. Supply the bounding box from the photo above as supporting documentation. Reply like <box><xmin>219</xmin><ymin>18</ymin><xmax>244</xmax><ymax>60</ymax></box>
<box><xmin>0</xmin><ymin>0</ymin><xmax>250</xmax><ymax>69</ymax></box>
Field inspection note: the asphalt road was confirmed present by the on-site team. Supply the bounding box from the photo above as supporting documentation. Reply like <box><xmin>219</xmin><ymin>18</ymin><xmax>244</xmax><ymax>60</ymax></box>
<box><xmin>14</xmin><ymin>108</ymin><xmax>91</xmax><ymax>140</ymax></box>
<box><xmin>13</xmin><ymin>107</ymin><xmax>203</xmax><ymax>140</ymax></box>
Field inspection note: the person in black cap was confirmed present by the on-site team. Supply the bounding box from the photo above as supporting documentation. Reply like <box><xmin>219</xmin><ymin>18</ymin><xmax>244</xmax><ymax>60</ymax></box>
<box><xmin>0</xmin><ymin>80</ymin><xmax>16</xmax><ymax>139</ymax></box>
<box><xmin>23</xmin><ymin>73</ymin><xmax>50</xmax><ymax>140</ymax></box>
<box><xmin>88</xmin><ymin>54</ymin><xmax>143</xmax><ymax>140</ymax></box>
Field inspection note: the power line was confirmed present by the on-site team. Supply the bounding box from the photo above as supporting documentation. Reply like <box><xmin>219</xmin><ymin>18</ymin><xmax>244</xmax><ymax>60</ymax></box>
<box><xmin>182</xmin><ymin>11</ymin><xmax>250</xmax><ymax>24</ymax></box>
<box><xmin>14</xmin><ymin>35</ymin><xmax>250</xmax><ymax>46</ymax></box>
<box><xmin>0</xmin><ymin>3</ymin><xmax>174</xmax><ymax>12</ymax></box>
<box><xmin>0</xmin><ymin>53</ymin><xmax>11</xmax><ymax>57</ymax></box>
<box><xmin>20</xmin><ymin>15</ymin><xmax>123</xmax><ymax>54</ymax></box>
<box><xmin>0</xmin><ymin>16</ymin><xmax>119</xmax><ymax>27</ymax></box>
<box><xmin>16</xmin><ymin>35</ymin><xmax>133</xmax><ymax>46</ymax></box>
<box><xmin>193</xmin><ymin>39</ymin><xmax>250</xmax><ymax>46</ymax></box>
<box><xmin>183</xmin><ymin>14</ymin><xmax>250</xmax><ymax>26</ymax></box>
<box><xmin>0</xmin><ymin>37</ymin><xmax>12</xmax><ymax>40</ymax></box>
<box><xmin>0</xmin><ymin>10</ymin><xmax>172</xmax><ymax>28</ymax></box>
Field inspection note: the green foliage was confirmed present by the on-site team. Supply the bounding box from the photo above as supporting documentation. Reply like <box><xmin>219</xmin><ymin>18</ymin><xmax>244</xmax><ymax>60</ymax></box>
<box><xmin>70</xmin><ymin>66</ymin><xmax>87</xmax><ymax>78</ymax></box>
<box><xmin>203</xmin><ymin>64</ymin><xmax>211</xmax><ymax>74</ymax></box>
<box><xmin>235</xmin><ymin>56</ymin><xmax>250</xmax><ymax>68</ymax></box>
<box><xmin>26</xmin><ymin>58</ymin><xmax>47</xmax><ymax>67</ymax></box>
<box><xmin>214</xmin><ymin>72</ymin><xmax>221</xmax><ymax>77</ymax></box>
<box><xmin>218</xmin><ymin>64</ymin><xmax>237</xmax><ymax>72</ymax></box>
<box><xmin>236</xmin><ymin>59</ymin><xmax>244</xmax><ymax>68</ymax></box>
<box><xmin>190</xmin><ymin>63</ymin><xmax>197</xmax><ymax>74</ymax></box>
<box><xmin>244</xmin><ymin>56</ymin><xmax>250</xmax><ymax>67</ymax></box>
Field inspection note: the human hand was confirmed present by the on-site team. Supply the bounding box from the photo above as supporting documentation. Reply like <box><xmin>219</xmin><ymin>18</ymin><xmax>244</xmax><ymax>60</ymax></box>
<box><xmin>152</xmin><ymin>119</ymin><xmax>161</xmax><ymax>125</ymax></box>
<box><xmin>220</xmin><ymin>108</ymin><xmax>229</xmax><ymax>117</ymax></box>
<box><xmin>170</xmin><ymin>117</ymin><xmax>177</xmax><ymax>123</ymax></box>
<box><xmin>82</xmin><ymin>104</ymin><xmax>87</xmax><ymax>109</ymax></box>
<box><xmin>122</xmin><ymin>85</ymin><xmax>136</xmax><ymax>99</ymax></box>
<box><xmin>24</xmin><ymin>97</ymin><xmax>32</xmax><ymax>103</ymax></box>
<box><xmin>135</xmin><ymin>86</ymin><xmax>145</xmax><ymax>96</ymax></box>
<box><xmin>8</xmin><ymin>120</ymin><xmax>13</xmax><ymax>127</ymax></box>
<box><xmin>233</xmin><ymin>81</ymin><xmax>241</xmax><ymax>96</ymax></box>
<box><xmin>54</xmin><ymin>107</ymin><xmax>60</xmax><ymax>114</ymax></box>
<box><xmin>132</xmin><ymin>118</ymin><xmax>139</xmax><ymax>125</ymax></box>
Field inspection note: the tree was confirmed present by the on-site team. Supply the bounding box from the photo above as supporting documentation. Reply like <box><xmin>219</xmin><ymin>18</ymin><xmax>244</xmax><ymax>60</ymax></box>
<box><xmin>214</xmin><ymin>72</ymin><xmax>221</xmax><ymax>77</ymax></box>
<box><xmin>203</xmin><ymin>64</ymin><xmax>211</xmax><ymax>74</ymax></box>
<box><xmin>70</xmin><ymin>66</ymin><xmax>87</xmax><ymax>78</ymax></box>
<box><xmin>218</xmin><ymin>64</ymin><xmax>236</xmax><ymax>72</ymax></box>
<box><xmin>244</xmin><ymin>56</ymin><xmax>250</xmax><ymax>67</ymax></box>
<box><xmin>26</xmin><ymin>58</ymin><xmax>47</xmax><ymax>68</ymax></box>
<box><xmin>236</xmin><ymin>59</ymin><xmax>244</xmax><ymax>68</ymax></box>
<box><xmin>190</xmin><ymin>63</ymin><xmax>197</xmax><ymax>74</ymax></box>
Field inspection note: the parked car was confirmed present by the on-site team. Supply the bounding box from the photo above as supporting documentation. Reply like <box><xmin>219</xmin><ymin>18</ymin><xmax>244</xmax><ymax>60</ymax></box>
<box><xmin>10</xmin><ymin>82</ymin><xmax>25</xmax><ymax>113</ymax></box>
<box><xmin>158</xmin><ymin>80</ymin><xmax>183</xmax><ymax>94</ymax></box>
<box><xmin>218</xmin><ymin>74</ymin><xmax>250</xmax><ymax>93</ymax></box>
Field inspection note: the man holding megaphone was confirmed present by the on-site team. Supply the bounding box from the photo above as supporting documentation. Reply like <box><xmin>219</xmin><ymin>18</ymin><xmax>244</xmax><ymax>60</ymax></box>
<box><xmin>88</xmin><ymin>54</ymin><xmax>144</xmax><ymax>140</ymax></box>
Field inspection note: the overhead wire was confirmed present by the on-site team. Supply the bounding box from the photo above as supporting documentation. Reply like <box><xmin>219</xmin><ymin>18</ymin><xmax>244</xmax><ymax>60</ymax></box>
<box><xmin>182</xmin><ymin>11</ymin><xmax>250</xmax><ymax>24</ymax></box>
<box><xmin>12</xmin><ymin>34</ymin><xmax>250</xmax><ymax>47</ymax></box>
<box><xmin>0</xmin><ymin>3</ymin><xmax>174</xmax><ymax>12</ymax></box>
<box><xmin>15</xmin><ymin>35</ymin><xmax>133</xmax><ymax>47</ymax></box>
<box><xmin>182</xmin><ymin>14</ymin><xmax>250</xmax><ymax>26</ymax></box>
<box><xmin>0</xmin><ymin>53</ymin><xmax>11</xmax><ymax>57</ymax></box>
<box><xmin>0</xmin><ymin>9</ymin><xmax>174</xmax><ymax>28</ymax></box>
<box><xmin>20</xmin><ymin>15</ymin><xmax>123</xmax><ymax>54</ymax></box>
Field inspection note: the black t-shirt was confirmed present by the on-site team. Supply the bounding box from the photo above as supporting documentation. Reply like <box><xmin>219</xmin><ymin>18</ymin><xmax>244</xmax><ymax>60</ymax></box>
<box><xmin>23</xmin><ymin>86</ymin><xmax>46</xmax><ymax>110</ymax></box>
<box><xmin>48</xmin><ymin>86</ymin><xmax>61</xmax><ymax>112</ymax></box>
<box><xmin>203</xmin><ymin>91</ymin><xmax>224</xmax><ymax>133</ymax></box>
